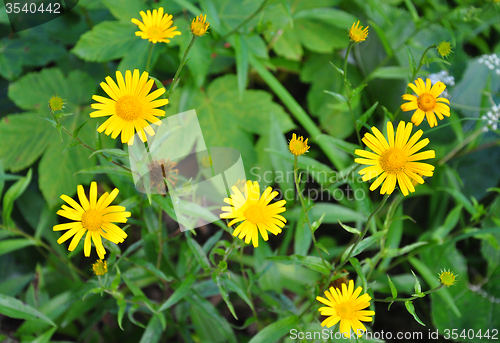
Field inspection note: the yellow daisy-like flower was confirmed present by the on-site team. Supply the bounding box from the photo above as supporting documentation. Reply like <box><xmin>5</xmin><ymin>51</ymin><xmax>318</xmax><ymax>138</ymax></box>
<box><xmin>289</xmin><ymin>133</ymin><xmax>310</xmax><ymax>156</ymax></box>
<box><xmin>90</xmin><ymin>70</ymin><xmax>169</xmax><ymax>145</ymax></box>
<box><xmin>48</xmin><ymin>96</ymin><xmax>64</xmax><ymax>111</ymax></box>
<box><xmin>191</xmin><ymin>14</ymin><xmax>209</xmax><ymax>36</ymax></box>
<box><xmin>53</xmin><ymin>182</ymin><xmax>130</xmax><ymax>259</ymax></box>
<box><xmin>401</xmin><ymin>78</ymin><xmax>451</xmax><ymax>128</ymax></box>
<box><xmin>439</xmin><ymin>269</ymin><xmax>457</xmax><ymax>287</ymax></box>
<box><xmin>131</xmin><ymin>7</ymin><xmax>181</xmax><ymax>44</ymax></box>
<box><xmin>437</xmin><ymin>41</ymin><xmax>453</xmax><ymax>58</ymax></box>
<box><xmin>354</xmin><ymin>121</ymin><xmax>436</xmax><ymax>196</ymax></box>
<box><xmin>92</xmin><ymin>259</ymin><xmax>108</xmax><ymax>276</ymax></box>
<box><xmin>317</xmin><ymin>279</ymin><xmax>375</xmax><ymax>338</ymax></box>
<box><xmin>220</xmin><ymin>181</ymin><xmax>286</xmax><ymax>247</ymax></box>
<box><xmin>349</xmin><ymin>21</ymin><xmax>369</xmax><ymax>43</ymax></box>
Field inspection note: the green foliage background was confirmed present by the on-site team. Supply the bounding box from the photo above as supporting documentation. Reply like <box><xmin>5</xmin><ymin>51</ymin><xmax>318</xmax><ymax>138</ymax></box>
<box><xmin>1</xmin><ymin>0</ymin><xmax>500</xmax><ymax>342</ymax></box>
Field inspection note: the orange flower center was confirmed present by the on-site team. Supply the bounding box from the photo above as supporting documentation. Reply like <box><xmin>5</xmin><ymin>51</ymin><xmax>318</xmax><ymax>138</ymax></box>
<box><xmin>417</xmin><ymin>93</ymin><xmax>436</xmax><ymax>112</ymax></box>
<box><xmin>82</xmin><ymin>209</ymin><xmax>103</xmax><ymax>231</ymax></box>
<box><xmin>116</xmin><ymin>95</ymin><xmax>142</xmax><ymax>121</ymax></box>
<box><xmin>336</xmin><ymin>302</ymin><xmax>355</xmax><ymax>318</ymax></box>
<box><xmin>380</xmin><ymin>147</ymin><xmax>407</xmax><ymax>174</ymax></box>
<box><xmin>244</xmin><ymin>204</ymin><xmax>264</xmax><ymax>224</ymax></box>
<box><xmin>146</xmin><ymin>26</ymin><xmax>163</xmax><ymax>41</ymax></box>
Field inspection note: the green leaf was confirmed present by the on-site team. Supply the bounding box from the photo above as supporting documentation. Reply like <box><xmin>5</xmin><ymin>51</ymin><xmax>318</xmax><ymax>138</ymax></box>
<box><xmin>349</xmin><ymin>84</ymin><xmax>368</xmax><ymax>100</ymax></box>
<box><xmin>0</xmin><ymin>294</ymin><xmax>56</xmax><ymax>327</ymax></box>
<box><xmin>311</xmin><ymin>213</ymin><xmax>326</xmax><ymax>233</ymax></box>
<box><xmin>158</xmin><ymin>275</ymin><xmax>196</xmax><ymax>312</ymax></box>
<box><xmin>248</xmin><ymin>315</ymin><xmax>299</xmax><ymax>343</ymax></box>
<box><xmin>357</xmin><ymin>101</ymin><xmax>379</xmax><ymax>127</ymax></box>
<box><xmin>73</xmin><ymin>120</ymin><xmax>88</xmax><ymax>139</ymax></box>
<box><xmin>405</xmin><ymin>300</ymin><xmax>425</xmax><ymax>326</ymax></box>
<box><xmin>367</xmin><ymin>20</ymin><xmax>393</xmax><ymax>57</ymax></box>
<box><xmin>102</xmin><ymin>0</ymin><xmax>149</xmax><ymax>21</ymax></box>
<box><xmin>387</xmin><ymin>275</ymin><xmax>398</xmax><ymax>299</ymax></box>
<box><xmin>89</xmin><ymin>148</ymin><xmax>128</xmax><ymax>159</ymax></box>
<box><xmin>234</xmin><ymin>34</ymin><xmax>249</xmax><ymax>98</ymax></box>
<box><xmin>117</xmin><ymin>298</ymin><xmax>126</xmax><ymax>330</ymax></box>
<box><xmin>316</xmin><ymin>134</ymin><xmax>359</xmax><ymax>155</ymax></box>
<box><xmin>214</xmin><ymin>272</ymin><xmax>238</xmax><ymax>319</ymax></box>
<box><xmin>74</xmin><ymin>165</ymin><xmax>132</xmax><ymax>177</ymax></box>
<box><xmin>368</xmin><ymin>66</ymin><xmax>411</xmax><ymax>81</ymax></box>
<box><xmin>268</xmin><ymin>114</ymin><xmax>294</xmax><ymax>201</ymax></box>
<box><xmin>72</xmin><ymin>21</ymin><xmax>138</xmax><ymax>62</ymax></box>
<box><xmin>187</xmin><ymin>234</ymin><xmax>211</xmax><ymax>270</ymax></box>
<box><xmin>2</xmin><ymin>169</ymin><xmax>32</xmax><ymax>227</ymax></box>
<box><xmin>411</xmin><ymin>270</ymin><xmax>422</xmax><ymax>295</ymax></box>
<box><xmin>341</xmin><ymin>231</ymin><xmax>385</xmax><ymax>262</ymax></box>
<box><xmin>338</xmin><ymin>220</ymin><xmax>361</xmax><ymax>235</ymax></box>
<box><xmin>324</xmin><ymin>90</ymin><xmax>347</xmax><ymax>102</ymax></box>
<box><xmin>385</xmin><ymin>242</ymin><xmax>428</xmax><ymax>257</ymax></box>
<box><xmin>349</xmin><ymin>257</ymin><xmax>367</xmax><ymax>292</ymax></box>
<box><xmin>329</xmin><ymin>61</ymin><xmax>344</xmax><ymax>76</ymax></box>
<box><xmin>294</xmin><ymin>8</ymin><xmax>357</xmax><ymax>30</ymax></box>
<box><xmin>288</xmin><ymin>203</ymin><xmax>367</xmax><ymax>224</ymax></box>
<box><xmin>139</xmin><ymin>314</ymin><xmax>164</xmax><ymax>343</ymax></box>
<box><xmin>405</xmin><ymin>45</ymin><xmax>417</xmax><ymax>75</ymax></box>
<box><xmin>265</xmin><ymin>255</ymin><xmax>331</xmax><ymax>274</ymax></box>
<box><xmin>0</xmin><ymin>239</ymin><xmax>36</xmax><ymax>257</ymax></box>
<box><xmin>30</xmin><ymin>327</ymin><xmax>57</xmax><ymax>343</ymax></box>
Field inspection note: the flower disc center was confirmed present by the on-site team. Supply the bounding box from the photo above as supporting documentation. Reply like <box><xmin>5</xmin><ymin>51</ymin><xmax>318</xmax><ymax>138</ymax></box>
<box><xmin>82</xmin><ymin>209</ymin><xmax>103</xmax><ymax>231</ymax></box>
<box><xmin>244</xmin><ymin>204</ymin><xmax>264</xmax><ymax>224</ymax></box>
<box><xmin>417</xmin><ymin>93</ymin><xmax>436</xmax><ymax>112</ymax></box>
<box><xmin>380</xmin><ymin>148</ymin><xmax>407</xmax><ymax>174</ymax></box>
<box><xmin>290</xmin><ymin>141</ymin><xmax>306</xmax><ymax>154</ymax></box>
<box><xmin>115</xmin><ymin>95</ymin><xmax>142</xmax><ymax>121</ymax></box>
<box><xmin>146</xmin><ymin>26</ymin><xmax>163</xmax><ymax>40</ymax></box>
<box><xmin>336</xmin><ymin>302</ymin><xmax>355</xmax><ymax>318</ymax></box>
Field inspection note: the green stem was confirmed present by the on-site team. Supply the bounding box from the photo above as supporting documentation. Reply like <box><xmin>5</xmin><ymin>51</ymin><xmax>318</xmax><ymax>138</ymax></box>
<box><xmin>168</xmin><ymin>36</ymin><xmax>198</xmax><ymax>99</ymax></box>
<box><xmin>156</xmin><ymin>207</ymin><xmax>163</xmax><ymax>269</ymax></box>
<box><xmin>343</xmin><ymin>41</ymin><xmax>362</xmax><ymax>146</ymax></box>
<box><xmin>438</xmin><ymin>129</ymin><xmax>483</xmax><ymax>165</ymax></box>
<box><xmin>145</xmin><ymin>42</ymin><xmax>154</xmax><ymax>73</ymax></box>
<box><xmin>333</xmin><ymin>193</ymin><xmax>390</xmax><ymax>274</ymax></box>
<box><xmin>374</xmin><ymin>284</ymin><xmax>444</xmax><ymax>302</ymax></box>
<box><xmin>293</xmin><ymin>155</ymin><xmax>329</xmax><ymax>268</ymax></box>
<box><xmin>216</xmin><ymin>0</ymin><xmax>270</xmax><ymax>43</ymax></box>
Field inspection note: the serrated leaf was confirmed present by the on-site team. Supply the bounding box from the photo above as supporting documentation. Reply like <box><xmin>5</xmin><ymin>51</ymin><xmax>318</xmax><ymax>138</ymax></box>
<box><xmin>405</xmin><ymin>300</ymin><xmax>425</xmax><ymax>326</ymax></box>
<box><xmin>387</xmin><ymin>275</ymin><xmax>398</xmax><ymax>299</ymax></box>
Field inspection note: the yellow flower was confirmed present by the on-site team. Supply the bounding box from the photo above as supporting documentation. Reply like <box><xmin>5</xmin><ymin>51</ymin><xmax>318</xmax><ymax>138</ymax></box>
<box><xmin>437</xmin><ymin>41</ymin><xmax>452</xmax><ymax>58</ymax></box>
<box><xmin>349</xmin><ymin>21</ymin><xmax>369</xmax><ymax>43</ymax></box>
<box><xmin>317</xmin><ymin>279</ymin><xmax>375</xmax><ymax>338</ymax></box>
<box><xmin>191</xmin><ymin>14</ymin><xmax>209</xmax><ymax>36</ymax></box>
<box><xmin>131</xmin><ymin>7</ymin><xmax>181</xmax><ymax>44</ymax></box>
<box><xmin>355</xmin><ymin>121</ymin><xmax>435</xmax><ymax>196</ymax></box>
<box><xmin>289</xmin><ymin>133</ymin><xmax>310</xmax><ymax>156</ymax></box>
<box><xmin>90</xmin><ymin>70</ymin><xmax>169</xmax><ymax>145</ymax></box>
<box><xmin>53</xmin><ymin>182</ymin><xmax>130</xmax><ymax>259</ymax></box>
<box><xmin>439</xmin><ymin>269</ymin><xmax>457</xmax><ymax>287</ymax></box>
<box><xmin>401</xmin><ymin>78</ymin><xmax>450</xmax><ymax>128</ymax></box>
<box><xmin>92</xmin><ymin>259</ymin><xmax>108</xmax><ymax>276</ymax></box>
<box><xmin>48</xmin><ymin>96</ymin><xmax>64</xmax><ymax>111</ymax></box>
<box><xmin>220</xmin><ymin>181</ymin><xmax>286</xmax><ymax>247</ymax></box>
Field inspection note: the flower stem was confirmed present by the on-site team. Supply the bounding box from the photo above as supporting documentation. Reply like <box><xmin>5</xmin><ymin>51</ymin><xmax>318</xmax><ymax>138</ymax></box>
<box><xmin>293</xmin><ymin>155</ymin><xmax>329</xmax><ymax>268</ymax></box>
<box><xmin>168</xmin><ymin>36</ymin><xmax>197</xmax><ymax>99</ymax></box>
<box><xmin>145</xmin><ymin>42</ymin><xmax>154</xmax><ymax>73</ymax></box>
<box><xmin>333</xmin><ymin>193</ymin><xmax>390</xmax><ymax>273</ymax></box>
<box><xmin>374</xmin><ymin>284</ymin><xmax>444</xmax><ymax>302</ymax></box>
<box><xmin>343</xmin><ymin>41</ymin><xmax>362</xmax><ymax>146</ymax></box>
<box><xmin>438</xmin><ymin>129</ymin><xmax>483</xmax><ymax>165</ymax></box>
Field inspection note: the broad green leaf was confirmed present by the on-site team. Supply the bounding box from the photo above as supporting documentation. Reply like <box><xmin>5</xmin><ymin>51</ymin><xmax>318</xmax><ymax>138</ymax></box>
<box><xmin>248</xmin><ymin>315</ymin><xmax>299</xmax><ymax>343</ymax></box>
<box><xmin>158</xmin><ymin>275</ymin><xmax>196</xmax><ymax>312</ymax></box>
<box><xmin>293</xmin><ymin>8</ymin><xmax>357</xmax><ymax>29</ymax></box>
<box><xmin>341</xmin><ymin>231</ymin><xmax>385</xmax><ymax>262</ymax></box>
<box><xmin>0</xmin><ymin>239</ymin><xmax>36</xmax><ymax>257</ymax></box>
<box><xmin>72</xmin><ymin>21</ymin><xmax>138</xmax><ymax>62</ymax></box>
<box><xmin>102</xmin><ymin>0</ymin><xmax>148</xmax><ymax>21</ymax></box>
<box><xmin>405</xmin><ymin>300</ymin><xmax>425</xmax><ymax>326</ymax></box>
<box><xmin>30</xmin><ymin>327</ymin><xmax>57</xmax><ymax>343</ymax></box>
<box><xmin>0</xmin><ymin>294</ymin><xmax>56</xmax><ymax>327</ymax></box>
<box><xmin>2</xmin><ymin>169</ymin><xmax>32</xmax><ymax>226</ymax></box>
<box><xmin>265</xmin><ymin>255</ymin><xmax>331</xmax><ymax>274</ymax></box>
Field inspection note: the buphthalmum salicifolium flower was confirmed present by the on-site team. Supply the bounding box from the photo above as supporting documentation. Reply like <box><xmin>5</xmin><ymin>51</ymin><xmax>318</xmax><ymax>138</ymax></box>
<box><xmin>48</xmin><ymin>95</ymin><xmax>64</xmax><ymax>111</ymax></box>
<box><xmin>317</xmin><ymin>280</ymin><xmax>375</xmax><ymax>338</ymax></box>
<box><xmin>437</xmin><ymin>41</ymin><xmax>453</xmax><ymax>58</ymax></box>
<box><xmin>191</xmin><ymin>14</ymin><xmax>209</xmax><ymax>36</ymax></box>
<box><xmin>401</xmin><ymin>78</ymin><xmax>450</xmax><ymax>128</ymax></box>
<box><xmin>92</xmin><ymin>259</ymin><xmax>108</xmax><ymax>276</ymax></box>
<box><xmin>439</xmin><ymin>269</ymin><xmax>458</xmax><ymax>287</ymax></box>
<box><xmin>289</xmin><ymin>133</ymin><xmax>310</xmax><ymax>156</ymax></box>
<box><xmin>355</xmin><ymin>121</ymin><xmax>435</xmax><ymax>196</ymax></box>
<box><xmin>131</xmin><ymin>7</ymin><xmax>181</xmax><ymax>44</ymax></box>
<box><xmin>53</xmin><ymin>182</ymin><xmax>130</xmax><ymax>259</ymax></box>
<box><xmin>90</xmin><ymin>69</ymin><xmax>169</xmax><ymax>145</ymax></box>
<box><xmin>349</xmin><ymin>21</ymin><xmax>369</xmax><ymax>43</ymax></box>
<box><xmin>220</xmin><ymin>181</ymin><xmax>286</xmax><ymax>247</ymax></box>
